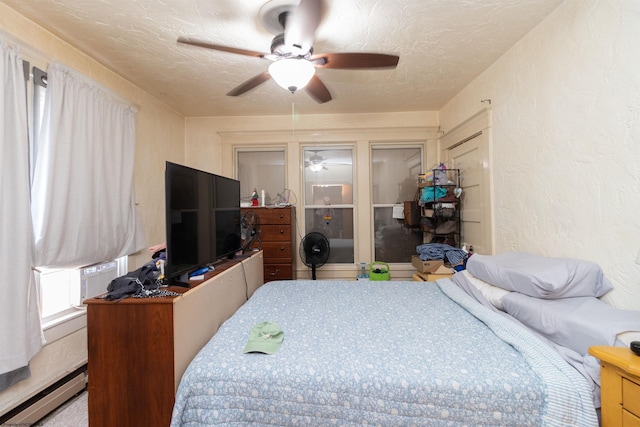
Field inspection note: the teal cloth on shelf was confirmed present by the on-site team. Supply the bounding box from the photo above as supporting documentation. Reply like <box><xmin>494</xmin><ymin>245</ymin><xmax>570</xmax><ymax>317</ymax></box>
<box><xmin>420</xmin><ymin>186</ymin><xmax>447</xmax><ymax>203</ymax></box>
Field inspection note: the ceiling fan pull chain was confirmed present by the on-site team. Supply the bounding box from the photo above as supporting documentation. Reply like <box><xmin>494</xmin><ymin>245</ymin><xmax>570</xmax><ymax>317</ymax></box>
<box><xmin>291</xmin><ymin>91</ymin><xmax>295</xmax><ymax>142</ymax></box>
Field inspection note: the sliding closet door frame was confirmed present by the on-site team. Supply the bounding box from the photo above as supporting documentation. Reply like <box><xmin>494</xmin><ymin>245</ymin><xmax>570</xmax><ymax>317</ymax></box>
<box><xmin>439</xmin><ymin>108</ymin><xmax>493</xmax><ymax>255</ymax></box>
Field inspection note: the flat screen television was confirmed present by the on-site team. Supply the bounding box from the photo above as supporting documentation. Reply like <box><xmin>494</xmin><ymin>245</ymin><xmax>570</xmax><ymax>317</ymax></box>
<box><xmin>164</xmin><ymin>161</ymin><xmax>242</xmax><ymax>285</ymax></box>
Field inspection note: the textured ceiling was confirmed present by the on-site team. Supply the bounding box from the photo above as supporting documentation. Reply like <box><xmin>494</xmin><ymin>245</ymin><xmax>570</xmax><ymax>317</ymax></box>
<box><xmin>2</xmin><ymin>0</ymin><xmax>564</xmax><ymax>117</ymax></box>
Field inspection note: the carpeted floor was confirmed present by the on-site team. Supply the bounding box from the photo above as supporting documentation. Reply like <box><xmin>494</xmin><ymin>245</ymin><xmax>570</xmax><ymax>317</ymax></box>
<box><xmin>39</xmin><ymin>390</ymin><xmax>87</xmax><ymax>426</ymax></box>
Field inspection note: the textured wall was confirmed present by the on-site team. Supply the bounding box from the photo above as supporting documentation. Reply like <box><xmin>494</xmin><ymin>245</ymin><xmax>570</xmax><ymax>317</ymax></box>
<box><xmin>440</xmin><ymin>0</ymin><xmax>640</xmax><ymax>310</ymax></box>
<box><xmin>0</xmin><ymin>2</ymin><xmax>184</xmax><ymax>412</ymax></box>
<box><xmin>0</xmin><ymin>330</ymin><xmax>87</xmax><ymax>414</ymax></box>
<box><xmin>185</xmin><ymin>111</ymin><xmax>439</xmax><ymax>175</ymax></box>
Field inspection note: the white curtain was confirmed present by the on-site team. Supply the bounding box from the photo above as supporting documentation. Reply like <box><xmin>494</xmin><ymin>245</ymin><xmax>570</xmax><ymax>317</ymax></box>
<box><xmin>31</xmin><ymin>62</ymin><xmax>145</xmax><ymax>268</ymax></box>
<box><xmin>0</xmin><ymin>39</ymin><xmax>44</xmax><ymax>380</ymax></box>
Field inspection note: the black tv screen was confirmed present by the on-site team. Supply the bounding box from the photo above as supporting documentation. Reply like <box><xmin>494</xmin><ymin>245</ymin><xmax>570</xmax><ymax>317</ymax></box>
<box><xmin>214</xmin><ymin>175</ymin><xmax>242</xmax><ymax>260</ymax></box>
<box><xmin>164</xmin><ymin>162</ymin><xmax>241</xmax><ymax>283</ymax></box>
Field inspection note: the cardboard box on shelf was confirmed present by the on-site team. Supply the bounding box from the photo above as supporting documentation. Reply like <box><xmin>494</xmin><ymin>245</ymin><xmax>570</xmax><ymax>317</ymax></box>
<box><xmin>411</xmin><ymin>256</ymin><xmax>444</xmax><ymax>273</ymax></box>
<box><xmin>432</xmin><ymin>265</ymin><xmax>453</xmax><ymax>274</ymax></box>
<box><xmin>424</xmin><ymin>273</ymin><xmax>453</xmax><ymax>281</ymax></box>
<box><xmin>426</xmin><ymin>265</ymin><xmax>454</xmax><ymax>280</ymax></box>
<box><xmin>414</xmin><ymin>267</ymin><xmax>454</xmax><ymax>282</ymax></box>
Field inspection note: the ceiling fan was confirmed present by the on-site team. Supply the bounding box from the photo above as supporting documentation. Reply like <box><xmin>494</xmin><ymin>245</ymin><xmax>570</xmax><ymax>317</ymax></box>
<box><xmin>177</xmin><ymin>0</ymin><xmax>400</xmax><ymax>103</ymax></box>
<box><xmin>304</xmin><ymin>149</ymin><xmax>352</xmax><ymax>171</ymax></box>
<box><xmin>305</xmin><ymin>150</ymin><xmax>328</xmax><ymax>171</ymax></box>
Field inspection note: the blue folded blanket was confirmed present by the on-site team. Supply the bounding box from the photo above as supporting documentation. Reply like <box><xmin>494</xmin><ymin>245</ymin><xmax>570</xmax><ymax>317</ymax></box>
<box><xmin>416</xmin><ymin>243</ymin><xmax>467</xmax><ymax>265</ymax></box>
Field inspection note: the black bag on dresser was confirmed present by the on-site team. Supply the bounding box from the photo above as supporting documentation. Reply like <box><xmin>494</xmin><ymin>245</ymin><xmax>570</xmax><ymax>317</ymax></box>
<box><xmin>104</xmin><ymin>261</ymin><xmax>159</xmax><ymax>301</ymax></box>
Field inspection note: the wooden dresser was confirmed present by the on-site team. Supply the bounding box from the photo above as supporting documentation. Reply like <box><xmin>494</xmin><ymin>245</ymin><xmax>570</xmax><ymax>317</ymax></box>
<box><xmin>241</xmin><ymin>206</ymin><xmax>296</xmax><ymax>282</ymax></box>
<box><xmin>589</xmin><ymin>346</ymin><xmax>640</xmax><ymax>427</ymax></box>
<box><xmin>86</xmin><ymin>252</ymin><xmax>263</xmax><ymax>427</ymax></box>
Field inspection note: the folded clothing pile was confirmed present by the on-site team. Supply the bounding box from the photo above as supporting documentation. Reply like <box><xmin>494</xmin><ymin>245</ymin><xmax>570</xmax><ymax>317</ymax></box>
<box><xmin>416</xmin><ymin>243</ymin><xmax>467</xmax><ymax>266</ymax></box>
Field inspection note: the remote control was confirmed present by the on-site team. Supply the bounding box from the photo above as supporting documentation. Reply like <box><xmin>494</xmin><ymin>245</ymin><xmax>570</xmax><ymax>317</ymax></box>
<box><xmin>631</xmin><ymin>341</ymin><xmax>640</xmax><ymax>356</ymax></box>
<box><xmin>189</xmin><ymin>267</ymin><xmax>210</xmax><ymax>277</ymax></box>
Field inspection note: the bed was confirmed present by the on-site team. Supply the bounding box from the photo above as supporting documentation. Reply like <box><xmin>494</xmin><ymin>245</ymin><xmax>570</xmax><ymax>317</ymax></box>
<box><xmin>171</xmin><ymin>274</ymin><xmax>599</xmax><ymax>426</ymax></box>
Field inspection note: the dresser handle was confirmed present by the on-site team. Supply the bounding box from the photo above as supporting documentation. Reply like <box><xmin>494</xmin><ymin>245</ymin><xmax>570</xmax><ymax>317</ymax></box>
<box><xmin>279</xmin><ymin>246</ymin><xmax>285</xmax><ymax>251</ymax></box>
<box><xmin>279</xmin><ymin>228</ymin><xmax>284</xmax><ymax>234</ymax></box>
<box><xmin>269</xmin><ymin>269</ymin><xmax>280</xmax><ymax>276</ymax></box>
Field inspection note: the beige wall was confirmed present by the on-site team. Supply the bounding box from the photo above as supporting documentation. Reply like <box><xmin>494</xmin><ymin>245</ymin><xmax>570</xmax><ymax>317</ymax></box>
<box><xmin>439</xmin><ymin>0</ymin><xmax>640</xmax><ymax>310</ymax></box>
<box><xmin>131</xmin><ymin>92</ymin><xmax>185</xmax><ymax>268</ymax></box>
<box><xmin>0</xmin><ymin>327</ymin><xmax>87</xmax><ymax>416</ymax></box>
<box><xmin>185</xmin><ymin>111</ymin><xmax>439</xmax><ymax>173</ymax></box>
<box><xmin>0</xmin><ymin>2</ymin><xmax>184</xmax><ymax>413</ymax></box>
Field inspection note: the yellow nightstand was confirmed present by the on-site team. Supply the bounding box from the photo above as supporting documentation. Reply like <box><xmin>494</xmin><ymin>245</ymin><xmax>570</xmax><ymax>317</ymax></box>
<box><xmin>589</xmin><ymin>346</ymin><xmax>640</xmax><ymax>427</ymax></box>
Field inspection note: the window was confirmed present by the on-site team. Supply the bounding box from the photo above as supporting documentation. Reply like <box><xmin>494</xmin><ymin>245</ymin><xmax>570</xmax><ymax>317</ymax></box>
<box><xmin>27</xmin><ymin>65</ymin><xmax>129</xmax><ymax>324</ymax></box>
<box><xmin>371</xmin><ymin>146</ymin><xmax>423</xmax><ymax>263</ymax></box>
<box><xmin>38</xmin><ymin>257</ymin><xmax>127</xmax><ymax>325</ymax></box>
<box><xmin>38</xmin><ymin>268</ymin><xmax>76</xmax><ymax>321</ymax></box>
<box><xmin>236</xmin><ymin>149</ymin><xmax>286</xmax><ymax>205</ymax></box>
<box><xmin>303</xmin><ymin>147</ymin><xmax>354</xmax><ymax>263</ymax></box>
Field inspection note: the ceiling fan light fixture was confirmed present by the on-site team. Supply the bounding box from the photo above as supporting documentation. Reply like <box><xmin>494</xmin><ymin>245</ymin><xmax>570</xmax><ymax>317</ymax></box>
<box><xmin>269</xmin><ymin>58</ymin><xmax>315</xmax><ymax>92</ymax></box>
<box><xmin>309</xmin><ymin>161</ymin><xmax>323</xmax><ymax>172</ymax></box>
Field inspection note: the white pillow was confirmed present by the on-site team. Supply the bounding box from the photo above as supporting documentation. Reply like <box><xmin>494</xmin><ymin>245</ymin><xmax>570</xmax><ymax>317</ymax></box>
<box><xmin>616</xmin><ymin>331</ymin><xmax>640</xmax><ymax>347</ymax></box>
<box><xmin>466</xmin><ymin>252</ymin><xmax>613</xmax><ymax>299</ymax></box>
<box><xmin>460</xmin><ymin>270</ymin><xmax>511</xmax><ymax>311</ymax></box>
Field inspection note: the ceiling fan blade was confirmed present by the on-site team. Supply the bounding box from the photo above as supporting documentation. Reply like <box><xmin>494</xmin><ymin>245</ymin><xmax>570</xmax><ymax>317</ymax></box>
<box><xmin>284</xmin><ymin>0</ymin><xmax>325</xmax><ymax>54</ymax></box>
<box><xmin>178</xmin><ymin>37</ymin><xmax>267</xmax><ymax>58</ymax></box>
<box><xmin>227</xmin><ymin>71</ymin><xmax>272</xmax><ymax>96</ymax></box>
<box><xmin>305</xmin><ymin>75</ymin><xmax>331</xmax><ymax>103</ymax></box>
<box><xmin>311</xmin><ymin>52</ymin><xmax>400</xmax><ymax>69</ymax></box>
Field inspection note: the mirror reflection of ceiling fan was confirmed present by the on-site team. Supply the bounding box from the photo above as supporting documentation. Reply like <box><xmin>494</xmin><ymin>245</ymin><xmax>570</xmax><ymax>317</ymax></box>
<box><xmin>304</xmin><ymin>150</ymin><xmax>352</xmax><ymax>172</ymax></box>
<box><xmin>177</xmin><ymin>0</ymin><xmax>400</xmax><ymax>103</ymax></box>
<box><xmin>306</xmin><ymin>151</ymin><xmax>328</xmax><ymax>172</ymax></box>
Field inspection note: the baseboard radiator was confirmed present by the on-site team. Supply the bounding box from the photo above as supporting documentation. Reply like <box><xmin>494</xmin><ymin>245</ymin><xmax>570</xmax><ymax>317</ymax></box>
<box><xmin>0</xmin><ymin>365</ymin><xmax>87</xmax><ymax>425</ymax></box>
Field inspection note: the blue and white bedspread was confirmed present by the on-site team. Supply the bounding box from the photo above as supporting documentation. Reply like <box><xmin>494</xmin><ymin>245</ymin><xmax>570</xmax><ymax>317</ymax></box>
<box><xmin>171</xmin><ymin>280</ymin><xmax>598</xmax><ymax>426</ymax></box>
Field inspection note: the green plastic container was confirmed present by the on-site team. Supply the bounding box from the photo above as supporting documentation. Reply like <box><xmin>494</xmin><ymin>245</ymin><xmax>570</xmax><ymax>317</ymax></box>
<box><xmin>369</xmin><ymin>262</ymin><xmax>390</xmax><ymax>281</ymax></box>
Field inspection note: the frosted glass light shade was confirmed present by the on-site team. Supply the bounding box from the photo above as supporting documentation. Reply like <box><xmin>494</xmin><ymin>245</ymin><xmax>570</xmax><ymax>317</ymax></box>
<box><xmin>269</xmin><ymin>58</ymin><xmax>315</xmax><ymax>92</ymax></box>
<box><xmin>309</xmin><ymin>162</ymin><xmax>323</xmax><ymax>172</ymax></box>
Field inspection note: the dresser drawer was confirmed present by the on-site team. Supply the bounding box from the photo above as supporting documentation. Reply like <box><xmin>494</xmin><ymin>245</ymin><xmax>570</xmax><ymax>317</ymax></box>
<box><xmin>264</xmin><ymin>264</ymin><xmax>293</xmax><ymax>282</ymax></box>
<box><xmin>241</xmin><ymin>206</ymin><xmax>295</xmax><ymax>281</ymax></box>
<box><xmin>623</xmin><ymin>409</ymin><xmax>640</xmax><ymax>427</ymax></box>
<box><xmin>259</xmin><ymin>225</ymin><xmax>292</xmax><ymax>242</ymax></box>
<box><xmin>623</xmin><ymin>378</ymin><xmax>640</xmax><ymax>418</ymax></box>
<box><xmin>259</xmin><ymin>208</ymin><xmax>291</xmax><ymax>225</ymax></box>
<box><xmin>262</xmin><ymin>242</ymin><xmax>292</xmax><ymax>259</ymax></box>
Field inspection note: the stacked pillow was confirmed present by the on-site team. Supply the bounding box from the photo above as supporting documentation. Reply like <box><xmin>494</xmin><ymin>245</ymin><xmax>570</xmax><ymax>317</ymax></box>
<box><xmin>463</xmin><ymin>252</ymin><xmax>640</xmax><ymax>356</ymax></box>
<box><xmin>466</xmin><ymin>252</ymin><xmax>613</xmax><ymax>299</ymax></box>
<box><xmin>456</xmin><ymin>270</ymin><xmax>510</xmax><ymax>311</ymax></box>
<box><xmin>500</xmin><ymin>292</ymin><xmax>639</xmax><ymax>355</ymax></box>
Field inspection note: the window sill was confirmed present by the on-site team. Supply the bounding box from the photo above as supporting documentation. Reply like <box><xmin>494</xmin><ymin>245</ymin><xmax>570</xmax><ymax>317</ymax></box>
<box><xmin>42</xmin><ymin>308</ymin><xmax>87</xmax><ymax>344</ymax></box>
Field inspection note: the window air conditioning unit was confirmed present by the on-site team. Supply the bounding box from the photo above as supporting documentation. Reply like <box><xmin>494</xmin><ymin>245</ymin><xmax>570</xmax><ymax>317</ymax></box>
<box><xmin>70</xmin><ymin>260</ymin><xmax>118</xmax><ymax>306</ymax></box>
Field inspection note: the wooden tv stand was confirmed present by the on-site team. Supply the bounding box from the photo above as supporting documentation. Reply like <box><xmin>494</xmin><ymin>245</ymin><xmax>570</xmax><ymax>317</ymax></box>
<box><xmin>86</xmin><ymin>251</ymin><xmax>264</xmax><ymax>427</ymax></box>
